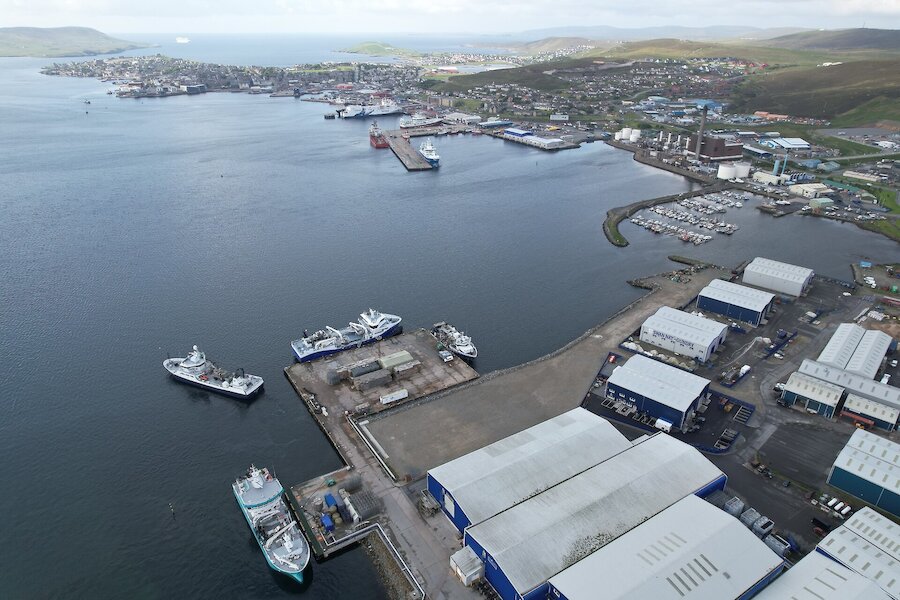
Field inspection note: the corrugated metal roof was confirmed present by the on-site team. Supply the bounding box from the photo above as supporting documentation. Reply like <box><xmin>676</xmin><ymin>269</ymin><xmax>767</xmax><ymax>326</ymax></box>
<box><xmin>465</xmin><ymin>434</ymin><xmax>724</xmax><ymax>596</ymax></box>
<box><xmin>642</xmin><ymin>307</ymin><xmax>727</xmax><ymax>349</ymax></box>
<box><xmin>746</xmin><ymin>257</ymin><xmax>814</xmax><ymax>280</ymax></box>
<box><xmin>700</xmin><ymin>279</ymin><xmax>775</xmax><ymax>313</ymax></box>
<box><xmin>753</xmin><ymin>551</ymin><xmax>890</xmax><ymax>600</ymax></box>
<box><xmin>607</xmin><ymin>354</ymin><xmax>710</xmax><ymax>412</ymax></box>
<box><xmin>832</xmin><ymin>447</ymin><xmax>900</xmax><ymax>497</ymax></box>
<box><xmin>784</xmin><ymin>371</ymin><xmax>844</xmax><ymax>408</ymax></box>
<box><xmin>843</xmin><ymin>394</ymin><xmax>900</xmax><ymax>426</ymax></box>
<box><xmin>842</xmin><ymin>507</ymin><xmax>900</xmax><ymax>561</ymax></box>
<box><xmin>427</xmin><ymin>408</ymin><xmax>631</xmax><ymax>526</ymax></box>
<box><xmin>798</xmin><ymin>360</ymin><xmax>900</xmax><ymax>409</ymax></box>
<box><xmin>818</xmin><ymin>324</ymin><xmax>866</xmax><ymax>369</ymax></box>
<box><xmin>817</xmin><ymin>515</ymin><xmax>900</xmax><ymax>600</ymax></box>
<box><xmin>548</xmin><ymin>495</ymin><xmax>783</xmax><ymax>600</ymax></box>
<box><xmin>846</xmin><ymin>330</ymin><xmax>893</xmax><ymax>379</ymax></box>
<box><xmin>846</xmin><ymin>429</ymin><xmax>900</xmax><ymax>469</ymax></box>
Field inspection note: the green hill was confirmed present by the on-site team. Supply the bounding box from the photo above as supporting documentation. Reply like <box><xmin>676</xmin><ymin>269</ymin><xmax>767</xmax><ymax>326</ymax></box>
<box><xmin>339</xmin><ymin>41</ymin><xmax>420</xmax><ymax>57</ymax></box>
<box><xmin>591</xmin><ymin>38</ymin><xmax>842</xmax><ymax>67</ymax></box>
<box><xmin>0</xmin><ymin>26</ymin><xmax>147</xmax><ymax>57</ymax></box>
<box><xmin>760</xmin><ymin>28</ymin><xmax>900</xmax><ymax>51</ymax></box>
<box><xmin>493</xmin><ymin>37</ymin><xmax>606</xmax><ymax>55</ymax></box>
<box><xmin>731</xmin><ymin>59</ymin><xmax>900</xmax><ymax>119</ymax></box>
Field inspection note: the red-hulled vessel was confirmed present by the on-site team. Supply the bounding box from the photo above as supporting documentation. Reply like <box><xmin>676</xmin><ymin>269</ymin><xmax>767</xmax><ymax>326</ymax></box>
<box><xmin>369</xmin><ymin>121</ymin><xmax>389</xmax><ymax>148</ymax></box>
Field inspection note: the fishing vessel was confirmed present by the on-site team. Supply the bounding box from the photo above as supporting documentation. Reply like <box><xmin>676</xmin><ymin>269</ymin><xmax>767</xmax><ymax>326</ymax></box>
<box><xmin>340</xmin><ymin>104</ymin><xmax>372</xmax><ymax>119</ymax></box>
<box><xmin>233</xmin><ymin>465</ymin><xmax>310</xmax><ymax>582</ymax></box>
<box><xmin>163</xmin><ymin>346</ymin><xmax>264</xmax><ymax>398</ymax></box>
<box><xmin>399</xmin><ymin>113</ymin><xmax>442</xmax><ymax>128</ymax></box>
<box><xmin>418</xmin><ymin>139</ymin><xmax>440</xmax><ymax>167</ymax></box>
<box><xmin>369</xmin><ymin>121</ymin><xmax>389</xmax><ymax>148</ymax></box>
<box><xmin>291</xmin><ymin>309</ymin><xmax>402</xmax><ymax>362</ymax></box>
<box><xmin>432</xmin><ymin>322</ymin><xmax>477</xmax><ymax>359</ymax></box>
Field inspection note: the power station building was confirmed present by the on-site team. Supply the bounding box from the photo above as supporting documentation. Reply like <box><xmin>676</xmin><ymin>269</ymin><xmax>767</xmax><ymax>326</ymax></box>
<box><xmin>639</xmin><ymin>306</ymin><xmax>728</xmax><ymax>363</ymax></box>
<box><xmin>686</xmin><ymin>135</ymin><xmax>744</xmax><ymax>161</ymax></box>
<box><xmin>426</xmin><ymin>408</ymin><xmax>631</xmax><ymax>533</ymax></box>
<box><xmin>816</xmin><ymin>507</ymin><xmax>900</xmax><ymax>598</ymax></box>
<box><xmin>742</xmin><ymin>257</ymin><xmax>814</xmax><ymax>297</ymax></box>
<box><xmin>605</xmin><ymin>354</ymin><xmax>711</xmax><ymax>430</ymax></box>
<box><xmin>546</xmin><ymin>494</ymin><xmax>785</xmax><ymax>600</ymax></box>
<box><xmin>697</xmin><ymin>279</ymin><xmax>775</xmax><ymax>327</ymax></box>
<box><xmin>753</xmin><ymin>551</ymin><xmax>891</xmax><ymax>600</ymax></box>
<box><xmin>460</xmin><ymin>432</ymin><xmax>726</xmax><ymax>600</ymax></box>
<box><xmin>827</xmin><ymin>430</ymin><xmax>900</xmax><ymax>517</ymax></box>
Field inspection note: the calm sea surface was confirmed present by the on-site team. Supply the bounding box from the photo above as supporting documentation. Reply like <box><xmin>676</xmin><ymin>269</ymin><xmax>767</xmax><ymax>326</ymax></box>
<box><xmin>1</xmin><ymin>36</ymin><xmax>896</xmax><ymax>599</ymax></box>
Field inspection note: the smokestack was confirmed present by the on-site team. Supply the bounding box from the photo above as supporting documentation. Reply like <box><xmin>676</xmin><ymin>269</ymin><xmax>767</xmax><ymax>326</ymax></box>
<box><xmin>667</xmin><ymin>132</ymin><xmax>673</xmax><ymax>144</ymax></box>
<box><xmin>694</xmin><ymin>105</ymin><xmax>708</xmax><ymax>159</ymax></box>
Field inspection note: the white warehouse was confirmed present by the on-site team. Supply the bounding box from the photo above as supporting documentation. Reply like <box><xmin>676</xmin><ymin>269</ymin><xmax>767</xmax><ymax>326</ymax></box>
<box><xmin>818</xmin><ymin>323</ymin><xmax>893</xmax><ymax>379</ymax></box>
<box><xmin>742</xmin><ymin>257</ymin><xmax>814</xmax><ymax>297</ymax></box>
<box><xmin>546</xmin><ymin>494</ymin><xmax>785</xmax><ymax>600</ymax></box>
<box><xmin>640</xmin><ymin>306</ymin><xmax>728</xmax><ymax>363</ymax></box>
<box><xmin>753</xmin><ymin>551</ymin><xmax>891</xmax><ymax>600</ymax></box>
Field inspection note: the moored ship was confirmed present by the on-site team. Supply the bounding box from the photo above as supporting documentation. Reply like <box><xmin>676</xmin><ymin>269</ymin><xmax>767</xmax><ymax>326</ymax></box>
<box><xmin>399</xmin><ymin>113</ymin><xmax>442</xmax><ymax>129</ymax></box>
<box><xmin>369</xmin><ymin>121</ymin><xmax>389</xmax><ymax>148</ymax></box>
<box><xmin>418</xmin><ymin>138</ymin><xmax>440</xmax><ymax>167</ymax></box>
<box><xmin>291</xmin><ymin>309</ymin><xmax>402</xmax><ymax>363</ymax></box>
<box><xmin>163</xmin><ymin>346</ymin><xmax>264</xmax><ymax>398</ymax></box>
<box><xmin>233</xmin><ymin>465</ymin><xmax>310</xmax><ymax>582</ymax></box>
<box><xmin>432</xmin><ymin>322</ymin><xmax>477</xmax><ymax>359</ymax></box>
<box><xmin>370</xmin><ymin>98</ymin><xmax>403</xmax><ymax>116</ymax></box>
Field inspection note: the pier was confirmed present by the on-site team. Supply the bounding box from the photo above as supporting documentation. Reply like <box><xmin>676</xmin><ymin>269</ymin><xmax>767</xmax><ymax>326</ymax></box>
<box><xmin>385</xmin><ymin>130</ymin><xmax>433</xmax><ymax>171</ymax></box>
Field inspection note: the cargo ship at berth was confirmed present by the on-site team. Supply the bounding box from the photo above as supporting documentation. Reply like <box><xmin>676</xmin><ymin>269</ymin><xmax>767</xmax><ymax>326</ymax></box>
<box><xmin>163</xmin><ymin>346</ymin><xmax>264</xmax><ymax>398</ymax></box>
<box><xmin>369</xmin><ymin>121</ymin><xmax>389</xmax><ymax>148</ymax></box>
<box><xmin>418</xmin><ymin>138</ymin><xmax>440</xmax><ymax>167</ymax></box>
<box><xmin>399</xmin><ymin>113</ymin><xmax>442</xmax><ymax>128</ymax></box>
<box><xmin>291</xmin><ymin>309</ymin><xmax>402</xmax><ymax>362</ymax></box>
<box><xmin>233</xmin><ymin>465</ymin><xmax>310</xmax><ymax>582</ymax></box>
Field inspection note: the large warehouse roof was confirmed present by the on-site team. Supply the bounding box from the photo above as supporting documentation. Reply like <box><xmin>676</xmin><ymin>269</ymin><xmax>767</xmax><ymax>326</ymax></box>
<box><xmin>643</xmin><ymin>313</ymin><xmax>716</xmax><ymax>348</ymax></box>
<box><xmin>700</xmin><ymin>279</ymin><xmax>775</xmax><ymax>313</ymax></box>
<box><xmin>547</xmin><ymin>495</ymin><xmax>782</xmax><ymax>600</ymax></box>
<box><xmin>784</xmin><ymin>371</ymin><xmax>844</xmax><ymax>408</ymax></box>
<box><xmin>817</xmin><ymin>507</ymin><xmax>900</xmax><ymax>600</ymax></box>
<box><xmin>608</xmin><ymin>354</ymin><xmax>710</xmax><ymax>412</ymax></box>
<box><xmin>846</xmin><ymin>330</ymin><xmax>893</xmax><ymax>379</ymax></box>
<box><xmin>465</xmin><ymin>433</ymin><xmax>724</xmax><ymax>597</ymax></box>
<box><xmin>427</xmin><ymin>408</ymin><xmax>631</xmax><ymax>526</ymax></box>
<box><xmin>818</xmin><ymin>324</ymin><xmax>866</xmax><ymax>369</ymax></box>
<box><xmin>844</xmin><ymin>394</ymin><xmax>900</xmax><ymax>427</ymax></box>
<box><xmin>831</xmin><ymin>430</ymin><xmax>900</xmax><ymax>500</ymax></box>
<box><xmin>753</xmin><ymin>551</ymin><xmax>891</xmax><ymax>600</ymax></box>
<box><xmin>655</xmin><ymin>306</ymin><xmax>728</xmax><ymax>336</ymax></box>
<box><xmin>798</xmin><ymin>360</ymin><xmax>900</xmax><ymax>408</ymax></box>
<box><xmin>747</xmin><ymin>257</ymin><xmax>814</xmax><ymax>280</ymax></box>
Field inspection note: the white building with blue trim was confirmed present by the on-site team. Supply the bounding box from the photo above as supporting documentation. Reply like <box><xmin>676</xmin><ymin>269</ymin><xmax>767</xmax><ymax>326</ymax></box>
<box><xmin>827</xmin><ymin>430</ymin><xmax>900</xmax><ymax>517</ymax></box>
<box><xmin>697</xmin><ymin>279</ymin><xmax>775</xmax><ymax>327</ymax></box>
<box><xmin>640</xmin><ymin>306</ymin><xmax>728</xmax><ymax>363</ymax></box>
<box><xmin>753</xmin><ymin>551</ymin><xmax>891</xmax><ymax>600</ymax></box>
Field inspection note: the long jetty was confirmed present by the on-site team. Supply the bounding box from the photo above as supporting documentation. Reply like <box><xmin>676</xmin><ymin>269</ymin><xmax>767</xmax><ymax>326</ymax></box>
<box><xmin>385</xmin><ymin>130</ymin><xmax>433</xmax><ymax>171</ymax></box>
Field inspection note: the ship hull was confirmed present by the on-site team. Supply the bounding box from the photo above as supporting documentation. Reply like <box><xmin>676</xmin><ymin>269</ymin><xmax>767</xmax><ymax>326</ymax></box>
<box><xmin>370</xmin><ymin>135</ymin><xmax>389</xmax><ymax>149</ymax></box>
<box><xmin>165</xmin><ymin>370</ymin><xmax>264</xmax><ymax>399</ymax></box>
<box><xmin>291</xmin><ymin>322</ymin><xmax>401</xmax><ymax>363</ymax></box>
<box><xmin>233</xmin><ymin>487</ymin><xmax>307</xmax><ymax>582</ymax></box>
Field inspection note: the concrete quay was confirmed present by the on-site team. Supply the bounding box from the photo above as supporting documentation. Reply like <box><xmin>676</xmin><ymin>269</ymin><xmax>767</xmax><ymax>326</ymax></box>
<box><xmin>385</xmin><ymin>130</ymin><xmax>433</xmax><ymax>171</ymax></box>
<box><xmin>282</xmin><ymin>263</ymin><xmax>728</xmax><ymax>598</ymax></box>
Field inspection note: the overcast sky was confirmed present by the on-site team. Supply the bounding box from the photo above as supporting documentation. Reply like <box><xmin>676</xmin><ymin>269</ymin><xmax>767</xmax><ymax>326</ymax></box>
<box><xmin>3</xmin><ymin>0</ymin><xmax>899</xmax><ymax>34</ymax></box>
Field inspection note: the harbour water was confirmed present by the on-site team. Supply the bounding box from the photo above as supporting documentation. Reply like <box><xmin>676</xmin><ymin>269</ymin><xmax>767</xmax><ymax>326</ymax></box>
<box><xmin>1</xmin><ymin>39</ymin><xmax>897</xmax><ymax>599</ymax></box>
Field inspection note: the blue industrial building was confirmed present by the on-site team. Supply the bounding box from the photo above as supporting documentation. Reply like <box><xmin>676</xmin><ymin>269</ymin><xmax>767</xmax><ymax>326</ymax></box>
<box><xmin>461</xmin><ymin>433</ymin><xmax>726</xmax><ymax>600</ymax></box>
<box><xmin>605</xmin><ymin>354</ymin><xmax>710</xmax><ymax>430</ymax></box>
<box><xmin>697</xmin><ymin>279</ymin><xmax>775</xmax><ymax>327</ymax></box>
<box><xmin>780</xmin><ymin>371</ymin><xmax>843</xmax><ymax>419</ymax></box>
<box><xmin>827</xmin><ymin>429</ymin><xmax>900</xmax><ymax>517</ymax></box>
<box><xmin>425</xmin><ymin>408</ymin><xmax>631</xmax><ymax>533</ymax></box>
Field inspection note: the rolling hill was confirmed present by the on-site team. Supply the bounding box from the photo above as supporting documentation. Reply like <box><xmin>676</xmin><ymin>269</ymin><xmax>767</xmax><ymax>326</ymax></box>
<box><xmin>731</xmin><ymin>59</ymin><xmax>900</xmax><ymax>120</ymax></box>
<box><xmin>0</xmin><ymin>26</ymin><xmax>146</xmax><ymax>57</ymax></box>
<box><xmin>760</xmin><ymin>28</ymin><xmax>900</xmax><ymax>51</ymax></box>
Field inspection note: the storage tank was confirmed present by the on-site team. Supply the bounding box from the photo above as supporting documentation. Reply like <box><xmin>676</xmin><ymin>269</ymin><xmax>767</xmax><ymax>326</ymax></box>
<box><xmin>717</xmin><ymin>163</ymin><xmax>737</xmax><ymax>180</ymax></box>
<box><xmin>629</xmin><ymin>131</ymin><xmax>641</xmax><ymax>143</ymax></box>
<box><xmin>621</xmin><ymin>127</ymin><xmax>632</xmax><ymax>139</ymax></box>
<box><xmin>735</xmin><ymin>162</ymin><xmax>752</xmax><ymax>178</ymax></box>
<box><xmin>614</xmin><ymin>131</ymin><xmax>623</xmax><ymax>140</ymax></box>
<box><xmin>630</xmin><ymin>129</ymin><xmax>641</xmax><ymax>139</ymax></box>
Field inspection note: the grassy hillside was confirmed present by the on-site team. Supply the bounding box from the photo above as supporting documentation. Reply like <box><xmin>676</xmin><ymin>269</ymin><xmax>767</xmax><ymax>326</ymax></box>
<box><xmin>832</xmin><ymin>97</ymin><xmax>900</xmax><ymax>127</ymax></box>
<box><xmin>761</xmin><ymin>28</ymin><xmax>900</xmax><ymax>51</ymax></box>
<box><xmin>0</xmin><ymin>26</ymin><xmax>146</xmax><ymax>57</ymax></box>
<box><xmin>731</xmin><ymin>60</ymin><xmax>900</xmax><ymax>119</ymax></box>
<box><xmin>591</xmin><ymin>38</ymin><xmax>844</xmax><ymax>67</ymax></box>
<box><xmin>429</xmin><ymin>60</ymin><xmax>581</xmax><ymax>92</ymax></box>
<box><xmin>339</xmin><ymin>41</ymin><xmax>420</xmax><ymax>57</ymax></box>
<box><xmin>495</xmin><ymin>37</ymin><xmax>605</xmax><ymax>55</ymax></box>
